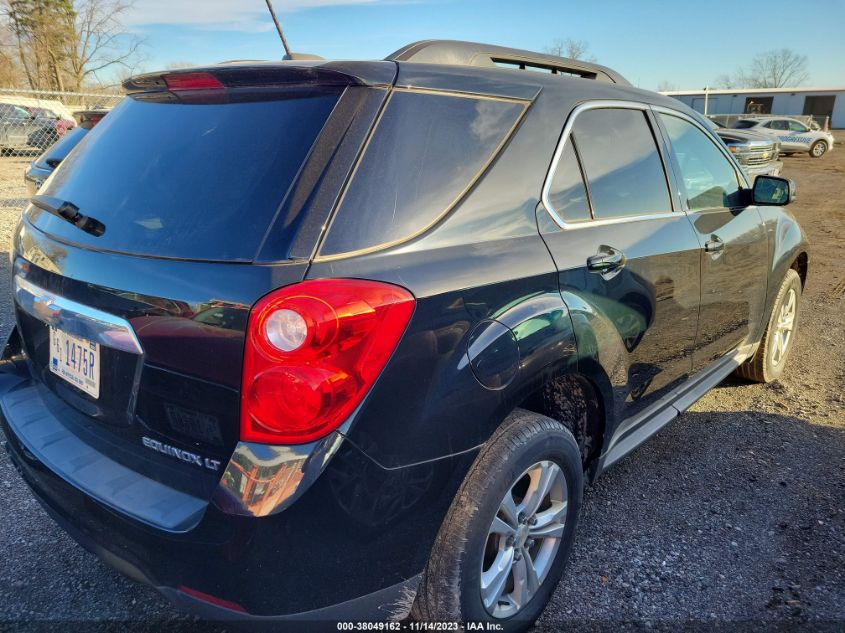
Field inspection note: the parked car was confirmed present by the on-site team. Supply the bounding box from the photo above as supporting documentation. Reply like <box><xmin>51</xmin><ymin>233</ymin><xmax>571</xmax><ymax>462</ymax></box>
<box><xmin>24</xmin><ymin>106</ymin><xmax>76</xmax><ymax>148</ymax></box>
<box><xmin>0</xmin><ymin>41</ymin><xmax>808</xmax><ymax>630</ymax></box>
<box><xmin>0</xmin><ymin>103</ymin><xmax>46</xmax><ymax>152</ymax></box>
<box><xmin>706</xmin><ymin>118</ymin><xmax>782</xmax><ymax>177</ymax></box>
<box><xmin>732</xmin><ymin>116</ymin><xmax>834</xmax><ymax>158</ymax></box>
<box><xmin>24</xmin><ymin>109</ymin><xmax>109</xmax><ymax>195</ymax></box>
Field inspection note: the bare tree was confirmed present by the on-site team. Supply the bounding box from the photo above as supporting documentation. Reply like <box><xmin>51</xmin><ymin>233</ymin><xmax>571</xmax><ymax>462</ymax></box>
<box><xmin>0</xmin><ymin>21</ymin><xmax>26</xmax><ymax>85</ymax></box>
<box><xmin>714</xmin><ymin>73</ymin><xmax>739</xmax><ymax>89</ymax></box>
<box><xmin>62</xmin><ymin>0</ymin><xmax>145</xmax><ymax>91</ymax></box>
<box><xmin>715</xmin><ymin>48</ymin><xmax>809</xmax><ymax>89</ymax></box>
<box><xmin>656</xmin><ymin>80</ymin><xmax>678</xmax><ymax>92</ymax></box>
<box><xmin>545</xmin><ymin>37</ymin><xmax>596</xmax><ymax>62</ymax></box>
<box><xmin>1</xmin><ymin>0</ymin><xmax>143</xmax><ymax>90</ymax></box>
<box><xmin>747</xmin><ymin>48</ymin><xmax>809</xmax><ymax>88</ymax></box>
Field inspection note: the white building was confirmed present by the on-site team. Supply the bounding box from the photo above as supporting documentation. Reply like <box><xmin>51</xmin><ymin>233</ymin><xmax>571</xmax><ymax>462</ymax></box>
<box><xmin>663</xmin><ymin>87</ymin><xmax>845</xmax><ymax>128</ymax></box>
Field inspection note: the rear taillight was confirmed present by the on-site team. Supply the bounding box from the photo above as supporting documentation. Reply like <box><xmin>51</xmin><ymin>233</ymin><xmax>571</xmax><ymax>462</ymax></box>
<box><xmin>241</xmin><ymin>279</ymin><xmax>415</xmax><ymax>444</ymax></box>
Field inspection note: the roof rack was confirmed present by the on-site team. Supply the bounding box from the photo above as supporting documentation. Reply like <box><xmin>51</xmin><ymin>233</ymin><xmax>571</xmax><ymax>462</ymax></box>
<box><xmin>386</xmin><ymin>40</ymin><xmax>629</xmax><ymax>85</ymax></box>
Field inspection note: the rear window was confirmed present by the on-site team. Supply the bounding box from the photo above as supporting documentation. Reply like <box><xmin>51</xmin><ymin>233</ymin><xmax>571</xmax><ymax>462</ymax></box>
<box><xmin>732</xmin><ymin>120</ymin><xmax>758</xmax><ymax>129</ymax></box>
<box><xmin>320</xmin><ymin>90</ymin><xmax>525</xmax><ymax>256</ymax></box>
<box><xmin>30</xmin><ymin>89</ymin><xmax>340</xmax><ymax>261</ymax></box>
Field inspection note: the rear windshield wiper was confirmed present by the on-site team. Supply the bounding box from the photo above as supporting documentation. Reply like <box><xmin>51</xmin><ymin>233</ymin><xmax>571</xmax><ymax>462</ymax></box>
<box><xmin>31</xmin><ymin>195</ymin><xmax>106</xmax><ymax>237</ymax></box>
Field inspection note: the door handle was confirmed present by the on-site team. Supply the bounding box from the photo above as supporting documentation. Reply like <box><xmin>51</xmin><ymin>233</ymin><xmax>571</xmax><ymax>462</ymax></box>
<box><xmin>587</xmin><ymin>246</ymin><xmax>626</xmax><ymax>275</ymax></box>
<box><xmin>704</xmin><ymin>236</ymin><xmax>725</xmax><ymax>253</ymax></box>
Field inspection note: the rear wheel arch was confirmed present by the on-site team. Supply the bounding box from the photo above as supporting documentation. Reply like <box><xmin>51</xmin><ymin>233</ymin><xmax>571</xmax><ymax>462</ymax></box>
<box><xmin>517</xmin><ymin>371</ymin><xmax>607</xmax><ymax>473</ymax></box>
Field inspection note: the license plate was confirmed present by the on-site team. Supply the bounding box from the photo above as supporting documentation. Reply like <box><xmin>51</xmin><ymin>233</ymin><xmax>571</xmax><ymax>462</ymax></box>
<box><xmin>49</xmin><ymin>327</ymin><xmax>100</xmax><ymax>398</ymax></box>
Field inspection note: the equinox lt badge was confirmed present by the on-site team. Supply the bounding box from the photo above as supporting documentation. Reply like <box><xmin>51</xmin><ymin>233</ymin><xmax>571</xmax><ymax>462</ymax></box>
<box><xmin>142</xmin><ymin>436</ymin><xmax>221</xmax><ymax>471</ymax></box>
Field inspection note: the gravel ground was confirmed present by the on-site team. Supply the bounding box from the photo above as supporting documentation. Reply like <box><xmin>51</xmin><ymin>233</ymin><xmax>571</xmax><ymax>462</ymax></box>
<box><xmin>0</xmin><ymin>136</ymin><xmax>843</xmax><ymax>632</ymax></box>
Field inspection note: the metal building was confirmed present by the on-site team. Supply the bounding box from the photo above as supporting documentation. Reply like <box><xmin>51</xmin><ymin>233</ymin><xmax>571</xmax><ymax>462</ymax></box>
<box><xmin>662</xmin><ymin>87</ymin><xmax>845</xmax><ymax>128</ymax></box>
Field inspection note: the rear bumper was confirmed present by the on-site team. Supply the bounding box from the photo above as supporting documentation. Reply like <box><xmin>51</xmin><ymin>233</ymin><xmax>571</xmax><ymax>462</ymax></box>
<box><xmin>2</xmin><ymin>424</ymin><xmax>418</xmax><ymax>624</ymax></box>
<box><xmin>0</xmin><ymin>351</ymin><xmax>464</xmax><ymax>619</ymax></box>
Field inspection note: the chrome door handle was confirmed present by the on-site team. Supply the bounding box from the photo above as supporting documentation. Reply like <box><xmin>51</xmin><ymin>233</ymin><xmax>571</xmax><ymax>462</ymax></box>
<box><xmin>704</xmin><ymin>236</ymin><xmax>724</xmax><ymax>253</ymax></box>
<box><xmin>587</xmin><ymin>246</ymin><xmax>626</xmax><ymax>275</ymax></box>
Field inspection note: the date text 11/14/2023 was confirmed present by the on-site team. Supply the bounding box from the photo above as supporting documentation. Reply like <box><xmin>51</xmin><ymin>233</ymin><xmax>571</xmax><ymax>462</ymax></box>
<box><xmin>336</xmin><ymin>622</ymin><xmax>503</xmax><ymax>631</ymax></box>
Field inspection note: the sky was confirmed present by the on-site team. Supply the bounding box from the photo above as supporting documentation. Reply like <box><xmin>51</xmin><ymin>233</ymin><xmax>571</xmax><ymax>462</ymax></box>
<box><xmin>119</xmin><ymin>0</ymin><xmax>845</xmax><ymax>91</ymax></box>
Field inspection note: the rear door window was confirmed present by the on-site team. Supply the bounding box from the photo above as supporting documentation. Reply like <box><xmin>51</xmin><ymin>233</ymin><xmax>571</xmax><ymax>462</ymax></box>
<box><xmin>320</xmin><ymin>90</ymin><xmax>525</xmax><ymax>256</ymax></box>
<box><xmin>570</xmin><ymin>108</ymin><xmax>672</xmax><ymax>219</ymax></box>
<box><xmin>30</xmin><ymin>88</ymin><xmax>341</xmax><ymax>262</ymax></box>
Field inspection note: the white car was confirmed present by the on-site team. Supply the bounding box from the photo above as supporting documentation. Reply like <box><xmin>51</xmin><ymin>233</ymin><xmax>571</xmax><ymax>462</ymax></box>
<box><xmin>731</xmin><ymin>116</ymin><xmax>835</xmax><ymax>158</ymax></box>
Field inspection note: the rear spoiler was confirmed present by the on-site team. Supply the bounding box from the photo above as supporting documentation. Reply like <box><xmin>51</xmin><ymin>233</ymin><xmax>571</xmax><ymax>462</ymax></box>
<box><xmin>123</xmin><ymin>61</ymin><xmax>397</xmax><ymax>94</ymax></box>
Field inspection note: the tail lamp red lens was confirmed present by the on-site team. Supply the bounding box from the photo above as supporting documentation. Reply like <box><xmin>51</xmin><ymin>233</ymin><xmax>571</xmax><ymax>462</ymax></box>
<box><xmin>241</xmin><ymin>279</ymin><xmax>415</xmax><ymax>444</ymax></box>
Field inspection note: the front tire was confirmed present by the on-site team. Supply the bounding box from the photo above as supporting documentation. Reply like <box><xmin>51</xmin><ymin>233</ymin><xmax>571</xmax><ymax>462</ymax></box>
<box><xmin>411</xmin><ymin>409</ymin><xmax>583</xmax><ymax>631</ymax></box>
<box><xmin>735</xmin><ymin>269</ymin><xmax>802</xmax><ymax>382</ymax></box>
<box><xmin>810</xmin><ymin>140</ymin><xmax>828</xmax><ymax>158</ymax></box>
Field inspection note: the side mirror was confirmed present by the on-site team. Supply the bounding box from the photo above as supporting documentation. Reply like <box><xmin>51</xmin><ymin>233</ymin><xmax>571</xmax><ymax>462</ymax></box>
<box><xmin>752</xmin><ymin>175</ymin><xmax>795</xmax><ymax>206</ymax></box>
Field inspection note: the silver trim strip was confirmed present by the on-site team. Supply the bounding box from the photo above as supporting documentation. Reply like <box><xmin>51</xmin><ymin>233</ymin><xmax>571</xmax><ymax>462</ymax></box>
<box><xmin>13</xmin><ymin>274</ymin><xmax>143</xmax><ymax>355</ymax></box>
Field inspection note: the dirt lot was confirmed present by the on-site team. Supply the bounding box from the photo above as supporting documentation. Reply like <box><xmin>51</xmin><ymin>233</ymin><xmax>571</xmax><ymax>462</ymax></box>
<box><xmin>0</xmin><ymin>137</ymin><xmax>842</xmax><ymax>631</ymax></box>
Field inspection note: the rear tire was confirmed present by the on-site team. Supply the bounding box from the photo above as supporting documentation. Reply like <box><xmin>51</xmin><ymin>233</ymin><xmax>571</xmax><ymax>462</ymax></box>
<box><xmin>809</xmin><ymin>140</ymin><xmax>828</xmax><ymax>158</ymax></box>
<box><xmin>411</xmin><ymin>409</ymin><xmax>583</xmax><ymax>631</ymax></box>
<box><xmin>735</xmin><ymin>269</ymin><xmax>801</xmax><ymax>383</ymax></box>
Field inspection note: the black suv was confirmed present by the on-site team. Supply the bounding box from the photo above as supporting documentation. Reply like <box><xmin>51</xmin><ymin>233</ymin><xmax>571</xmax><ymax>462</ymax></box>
<box><xmin>0</xmin><ymin>41</ymin><xmax>808</xmax><ymax>629</ymax></box>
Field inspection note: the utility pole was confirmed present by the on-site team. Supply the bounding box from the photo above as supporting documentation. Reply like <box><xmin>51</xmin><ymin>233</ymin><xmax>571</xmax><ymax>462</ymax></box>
<box><xmin>265</xmin><ymin>0</ymin><xmax>293</xmax><ymax>59</ymax></box>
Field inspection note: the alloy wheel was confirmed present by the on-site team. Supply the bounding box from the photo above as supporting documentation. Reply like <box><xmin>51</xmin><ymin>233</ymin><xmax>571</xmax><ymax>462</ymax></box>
<box><xmin>771</xmin><ymin>288</ymin><xmax>796</xmax><ymax>367</ymax></box>
<box><xmin>480</xmin><ymin>460</ymin><xmax>567</xmax><ymax>619</ymax></box>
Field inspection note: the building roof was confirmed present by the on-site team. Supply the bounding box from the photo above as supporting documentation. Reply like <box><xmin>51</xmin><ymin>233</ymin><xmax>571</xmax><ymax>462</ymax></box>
<box><xmin>662</xmin><ymin>87</ymin><xmax>845</xmax><ymax>96</ymax></box>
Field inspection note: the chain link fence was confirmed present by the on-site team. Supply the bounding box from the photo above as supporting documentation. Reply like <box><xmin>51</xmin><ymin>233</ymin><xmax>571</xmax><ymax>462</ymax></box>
<box><xmin>0</xmin><ymin>88</ymin><xmax>123</xmax><ymax>212</ymax></box>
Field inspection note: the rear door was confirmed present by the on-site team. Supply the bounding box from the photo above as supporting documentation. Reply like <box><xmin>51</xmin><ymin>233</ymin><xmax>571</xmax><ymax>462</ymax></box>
<box><xmin>539</xmin><ymin>102</ymin><xmax>702</xmax><ymax>422</ymax></box>
<box><xmin>655</xmin><ymin>110</ymin><xmax>768</xmax><ymax>372</ymax></box>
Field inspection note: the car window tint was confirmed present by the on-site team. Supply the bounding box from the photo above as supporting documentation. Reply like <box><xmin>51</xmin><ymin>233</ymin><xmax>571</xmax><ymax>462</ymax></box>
<box><xmin>787</xmin><ymin>120</ymin><xmax>808</xmax><ymax>132</ymax></box>
<box><xmin>570</xmin><ymin>108</ymin><xmax>671</xmax><ymax>219</ymax></box>
<box><xmin>659</xmin><ymin>113</ymin><xmax>741</xmax><ymax>210</ymax></box>
<box><xmin>547</xmin><ymin>141</ymin><xmax>591</xmax><ymax>222</ymax></box>
<box><xmin>321</xmin><ymin>91</ymin><xmax>525</xmax><ymax>255</ymax></box>
<box><xmin>732</xmin><ymin>120</ymin><xmax>757</xmax><ymax>129</ymax></box>
<box><xmin>31</xmin><ymin>89</ymin><xmax>340</xmax><ymax>261</ymax></box>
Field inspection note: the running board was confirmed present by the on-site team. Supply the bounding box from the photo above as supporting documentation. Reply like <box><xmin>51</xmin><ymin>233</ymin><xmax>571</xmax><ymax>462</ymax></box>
<box><xmin>598</xmin><ymin>352</ymin><xmax>743</xmax><ymax>473</ymax></box>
